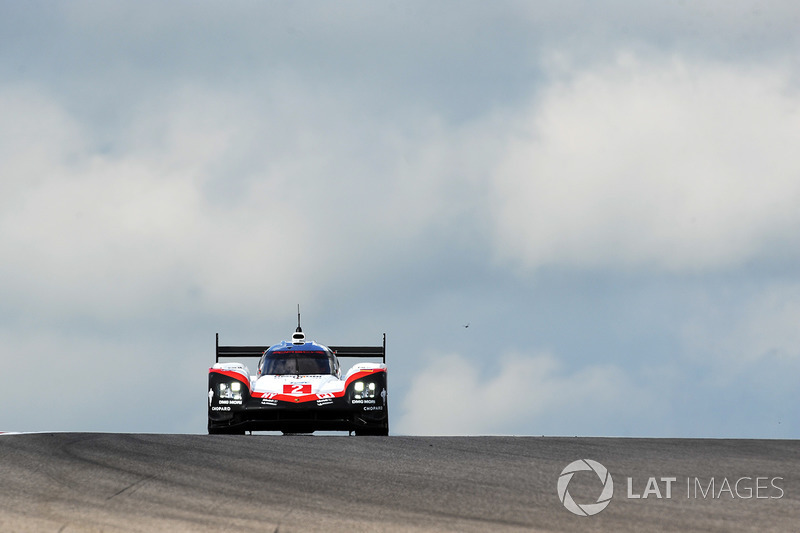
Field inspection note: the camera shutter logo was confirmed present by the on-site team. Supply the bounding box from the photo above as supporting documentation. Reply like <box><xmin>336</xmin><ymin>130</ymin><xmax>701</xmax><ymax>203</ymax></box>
<box><xmin>557</xmin><ymin>459</ymin><xmax>614</xmax><ymax>516</ymax></box>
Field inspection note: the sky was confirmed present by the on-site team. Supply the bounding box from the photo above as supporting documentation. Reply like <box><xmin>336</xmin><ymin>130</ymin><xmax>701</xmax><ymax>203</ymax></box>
<box><xmin>1</xmin><ymin>1</ymin><xmax>799</xmax><ymax>437</ymax></box>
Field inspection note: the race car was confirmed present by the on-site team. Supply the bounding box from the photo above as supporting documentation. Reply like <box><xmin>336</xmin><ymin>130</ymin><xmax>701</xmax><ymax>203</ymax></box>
<box><xmin>208</xmin><ymin>324</ymin><xmax>388</xmax><ymax>435</ymax></box>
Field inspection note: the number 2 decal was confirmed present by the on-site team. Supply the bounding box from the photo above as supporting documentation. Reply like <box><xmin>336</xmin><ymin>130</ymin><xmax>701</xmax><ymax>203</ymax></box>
<box><xmin>283</xmin><ymin>384</ymin><xmax>311</xmax><ymax>394</ymax></box>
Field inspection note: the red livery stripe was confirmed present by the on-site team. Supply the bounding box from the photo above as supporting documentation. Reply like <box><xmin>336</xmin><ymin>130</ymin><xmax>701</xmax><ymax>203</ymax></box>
<box><xmin>209</xmin><ymin>369</ymin><xmax>251</xmax><ymax>390</ymax></box>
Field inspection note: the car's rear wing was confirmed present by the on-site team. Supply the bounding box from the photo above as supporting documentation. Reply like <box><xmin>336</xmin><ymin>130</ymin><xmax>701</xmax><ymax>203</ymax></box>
<box><xmin>215</xmin><ymin>333</ymin><xmax>386</xmax><ymax>364</ymax></box>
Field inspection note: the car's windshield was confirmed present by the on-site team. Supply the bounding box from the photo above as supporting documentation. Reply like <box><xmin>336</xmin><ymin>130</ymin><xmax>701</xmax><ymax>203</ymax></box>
<box><xmin>262</xmin><ymin>352</ymin><xmax>333</xmax><ymax>375</ymax></box>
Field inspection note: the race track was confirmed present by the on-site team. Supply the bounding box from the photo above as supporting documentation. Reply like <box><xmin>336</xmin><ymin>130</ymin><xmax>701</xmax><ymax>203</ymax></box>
<box><xmin>0</xmin><ymin>434</ymin><xmax>797</xmax><ymax>532</ymax></box>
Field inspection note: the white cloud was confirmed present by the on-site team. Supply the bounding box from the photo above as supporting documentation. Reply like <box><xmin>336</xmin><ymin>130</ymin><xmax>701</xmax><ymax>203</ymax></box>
<box><xmin>0</xmin><ymin>80</ymin><xmax>488</xmax><ymax>323</ymax></box>
<box><xmin>395</xmin><ymin>351</ymin><xmax>645</xmax><ymax>435</ymax></box>
<box><xmin>1</xmin><ymin>103</ymin><xmax>248</xmax><ymax>317</ymax></box>
<box><xmin>0</xmin><ymin>84</ymin><xmax>319</xmax><ymax>320</ymax></box>
<box><xmin>489</xmin><ymin>53</ymin><xmax>800</xmax><ymax>273</ymax></box>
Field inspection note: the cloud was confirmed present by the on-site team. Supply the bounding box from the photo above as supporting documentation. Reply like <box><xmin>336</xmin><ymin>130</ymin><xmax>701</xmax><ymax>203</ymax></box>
<box><xmin>0</xmin><ymin>85</ymin><xmax>320</xmax><ymax>322</ymax></box>
<box><xmin>0</xmin><ymin>78</ymin><xmax>491</xmax><ymax>324</ymax></box>
<box><xmin>489</xmin><ymin>53</ymin><xmax>800</xmax><ymax>273</ymax></box>
<box><xmin>395</xmin><ymin>351</ymin><xmax>645</xmax><ymax>435</ymax></box>
<box><xmin>682</xmin><ymin>281</ymin><xmax>800</xmax><ymax>367</ymax></box>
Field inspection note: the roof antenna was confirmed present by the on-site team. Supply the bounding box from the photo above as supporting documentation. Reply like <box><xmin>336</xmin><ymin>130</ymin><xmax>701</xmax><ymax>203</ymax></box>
<box><xmin>292</xmin><ymin>304</ymin><xmax>305</xmax><ymax>344</ymax></box>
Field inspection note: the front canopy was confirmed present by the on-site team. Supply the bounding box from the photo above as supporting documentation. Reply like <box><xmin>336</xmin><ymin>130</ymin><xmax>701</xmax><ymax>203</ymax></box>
<box><xmin>261</xmin><ymin>351</ymin><xmax>334</xmax><ymax>376</ymax></box>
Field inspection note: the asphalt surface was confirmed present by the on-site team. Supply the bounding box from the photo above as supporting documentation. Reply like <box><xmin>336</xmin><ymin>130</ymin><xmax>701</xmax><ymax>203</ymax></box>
<box><xmin>0</xmin><ymin>434</ymin><xmax>797</xmax><ymax>532</ymax></box>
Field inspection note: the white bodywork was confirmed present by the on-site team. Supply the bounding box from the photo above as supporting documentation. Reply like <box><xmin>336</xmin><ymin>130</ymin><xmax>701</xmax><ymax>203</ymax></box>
<box><xmin>211</xmin><ymin>361</ymin><xmax>386</xmax><ymax>395</ymax></box>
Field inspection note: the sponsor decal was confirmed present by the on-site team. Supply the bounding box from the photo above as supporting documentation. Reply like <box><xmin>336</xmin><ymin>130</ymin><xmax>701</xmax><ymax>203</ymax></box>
<box><xmin>363</xmin><ymin>406</ymin><xmax>383</xmax><ymax>411</ymax></box>
<box><xmin>211</xmin><ymin>406</ymin><xmax>231</xmax><ymax>411</ymax></box>
<box><xmin>351</xmin><ymin>399</ymin><xmax>376</xmax><ymax>404</ymax></box>
<box><xmin>260</xmin><ymin>399</ymin><xmax>278</xmax><ymax>406</ymax></box>
<box><xmin>316</xmin><ymin>399</ymin><xmax>333</xmax><ymax>406</ymax></box>
<box><xmin>218</xmin><ymin>400</ymin><xmax>242</xmax><ymax>405</ymax></box>
<box><xmin>317</xmin><ymin>393</ymin><xmax>335</xmax><ymax>399</ymax></box>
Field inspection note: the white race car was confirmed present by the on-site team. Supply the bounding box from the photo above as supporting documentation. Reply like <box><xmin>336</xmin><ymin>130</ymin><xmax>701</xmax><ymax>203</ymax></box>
<box><xmin>208</xmin><ymin>322</ymin><xmax>388</xmax><ymax>435</ymax></box>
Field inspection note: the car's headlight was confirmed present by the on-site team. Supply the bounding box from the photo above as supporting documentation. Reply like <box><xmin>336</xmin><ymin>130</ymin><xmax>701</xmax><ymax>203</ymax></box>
<box><xmin>219</xmin><ymin>382</ymin><xmax>243</xmax><ymax>400</ymax></box>
<box><xmin>353</xmin><ymin>381</ymin><xmax>376</xmax><ymax>399</ymax></box>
